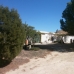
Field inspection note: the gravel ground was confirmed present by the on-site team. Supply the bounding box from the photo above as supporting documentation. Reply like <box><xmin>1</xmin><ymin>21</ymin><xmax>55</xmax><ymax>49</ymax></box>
<box><xmin>0</xmin><ymin>49</ymin><xmax>50</xmax><ymax>74</ymax></box>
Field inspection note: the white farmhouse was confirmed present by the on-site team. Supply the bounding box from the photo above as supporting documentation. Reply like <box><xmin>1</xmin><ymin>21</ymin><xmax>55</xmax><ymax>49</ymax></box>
<box><xmin>39</xmin><ymin>31</ymin><xmax>54</xmax><ymax>44</ymax></box>
<box><xmin>55</xmin><ymin>30</ymin><xmax>74</xmax><ymax>44</ymax></box>
<box><xmin>63</xmin><ymin>36</ymin><xmax>74</xmax><ymax>43</ymax></box>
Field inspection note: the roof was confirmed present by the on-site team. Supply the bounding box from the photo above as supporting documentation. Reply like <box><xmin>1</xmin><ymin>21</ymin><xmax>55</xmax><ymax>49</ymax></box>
<box><xmin>39</xmin><ymin>31</ymin><xmax>49</xmax><ymax>34</ymax></box>
<box><xmin>55</xmin><ymin>30</ymin><xmax>68</xmax><ymax>35</ymax></box>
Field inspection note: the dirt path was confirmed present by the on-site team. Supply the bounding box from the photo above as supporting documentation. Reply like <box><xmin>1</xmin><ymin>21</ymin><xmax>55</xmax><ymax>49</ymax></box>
<box><xmin>6</xmin><ymin>51</ymin><xmax>74</xmax><ymax>74</ymax></box>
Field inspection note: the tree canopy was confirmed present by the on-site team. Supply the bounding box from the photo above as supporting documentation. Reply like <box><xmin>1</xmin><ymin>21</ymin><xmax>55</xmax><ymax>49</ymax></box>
<box><xmin>60</xmin><ymin>0</ymin><xmax>74</xmax><ymax>35</ymax></box>
<box><xmin>23</xmin><ymin>23</ymin><xmax>41</xmax><ymax>43</ymax></box>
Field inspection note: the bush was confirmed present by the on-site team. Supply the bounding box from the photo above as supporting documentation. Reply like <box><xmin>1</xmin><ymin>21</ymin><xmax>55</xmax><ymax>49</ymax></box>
<box><xmin>0</xmin><ymin>6</ymin><xmax>25</xmax><ymax>67</ymax></box>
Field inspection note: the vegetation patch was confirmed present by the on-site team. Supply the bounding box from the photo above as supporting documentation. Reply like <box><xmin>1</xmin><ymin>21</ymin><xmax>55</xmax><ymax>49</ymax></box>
<box><xmin>30</xmin><ymin>47</ymin><xmax>40</xmax><ymax>51</ymax></box>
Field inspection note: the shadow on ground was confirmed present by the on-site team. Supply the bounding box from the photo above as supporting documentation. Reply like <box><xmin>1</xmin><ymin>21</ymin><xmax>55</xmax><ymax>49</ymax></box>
<box><xmin>1</xmin><ymin>43</ymin><xmax>74</xmax><ymax>68</ymax></box>
<box><xmin>30</xmin><ymin>43</ymin><xmax>74</xmax><ymax>52</ymax></box>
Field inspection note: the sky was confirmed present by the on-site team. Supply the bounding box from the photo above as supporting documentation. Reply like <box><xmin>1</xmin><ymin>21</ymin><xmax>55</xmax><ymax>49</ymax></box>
<box><xmin>0</xmin><ymin>0</ymin><xmax>71</xmax><ymax>32</ymax></box>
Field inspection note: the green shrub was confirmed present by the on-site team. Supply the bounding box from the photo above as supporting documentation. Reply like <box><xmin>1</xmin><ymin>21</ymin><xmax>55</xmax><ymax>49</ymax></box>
<box><xmin>0</xmin><ymin>6</ymin><xmax>25</xmax><ymax>67</ymax></box>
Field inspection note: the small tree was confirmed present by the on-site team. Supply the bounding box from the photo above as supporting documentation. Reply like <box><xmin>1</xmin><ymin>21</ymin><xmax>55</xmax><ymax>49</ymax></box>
<box><xmin>0</xmin><ymin>6</ymin><xmax>25</xmax><ymax>66</ymax></box>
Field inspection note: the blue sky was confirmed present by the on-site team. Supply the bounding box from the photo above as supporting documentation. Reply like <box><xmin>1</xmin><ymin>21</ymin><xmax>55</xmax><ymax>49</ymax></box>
<box><xmin>0</xmin><ymin>0</ymin><xmax>70</xmax><ymax>32</ymax></box>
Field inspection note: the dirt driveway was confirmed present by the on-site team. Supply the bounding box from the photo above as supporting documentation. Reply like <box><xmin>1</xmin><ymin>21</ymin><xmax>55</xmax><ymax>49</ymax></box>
<box><xmin>0</xmin><ymin>43</ymin><xmax>74</xmax><ymax>74</ymax></box>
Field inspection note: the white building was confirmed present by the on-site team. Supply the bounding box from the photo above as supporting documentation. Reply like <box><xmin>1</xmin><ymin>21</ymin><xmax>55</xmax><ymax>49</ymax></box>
<box><xmin>63</xmin><ymin>36</ymin><xmax>74</xmax><ymax>43</ymax></box>
<box><xmin>55</xmin><ymin>30</ymin><xmax>74</xmax><ymax>44</ymax></box>
<box><xmin>39</xmin><ymin>31</ymin><xmax>54</xmax><ymax>44</ymax></box>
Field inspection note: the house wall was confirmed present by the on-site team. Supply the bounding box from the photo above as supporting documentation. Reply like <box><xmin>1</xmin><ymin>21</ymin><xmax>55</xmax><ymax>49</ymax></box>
<box><xmin>63</xmin><ymin>36</ymin><xmax>74</xmax><ymax>43</ymax></box>
<box><xmin>41</xmin><ymin>33</ymin><xmax>52</xmax><ymax>43</ymax></box>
